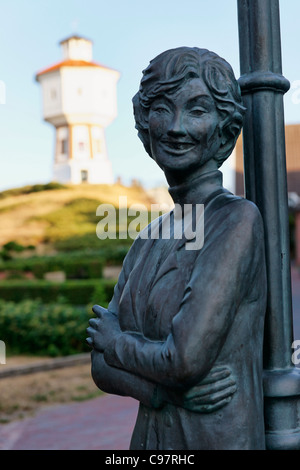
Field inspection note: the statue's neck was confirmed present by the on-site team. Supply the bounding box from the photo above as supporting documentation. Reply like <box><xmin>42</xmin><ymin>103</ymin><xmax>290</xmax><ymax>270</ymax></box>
<box><xmin>168</xmin><ymin>169</ymin><xmax>224</xmax><ymax>206</ymax></box>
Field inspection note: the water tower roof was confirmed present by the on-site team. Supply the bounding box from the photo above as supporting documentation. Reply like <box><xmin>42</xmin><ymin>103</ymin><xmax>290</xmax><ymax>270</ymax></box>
<box><xmin>35</xmin><ymin>35</ymin><xmax>120</xmax><ymax>80</ymax></box>
<box><xmin>35</xmin><ymin>60</ymin><xmax>109</xmax><ymax>80</ymax></box>
<box><xmin>59</xmin><ymin>34</ymin><xmax>93</xmax><ymax>45</ymax></box>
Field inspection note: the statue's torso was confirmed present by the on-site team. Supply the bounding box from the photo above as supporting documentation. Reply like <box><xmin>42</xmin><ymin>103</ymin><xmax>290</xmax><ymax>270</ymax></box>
<box><xmin>116</xmin><ymin>191</ymin><xmax>267</xmax><ymax>450</ymax></box>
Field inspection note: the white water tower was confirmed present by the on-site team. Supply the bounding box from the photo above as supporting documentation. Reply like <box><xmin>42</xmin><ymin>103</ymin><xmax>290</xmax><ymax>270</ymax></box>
<box><xmin>36</xmin><ymin>35</ymin><xmax>120</xmax><ymax>184</ymax></box>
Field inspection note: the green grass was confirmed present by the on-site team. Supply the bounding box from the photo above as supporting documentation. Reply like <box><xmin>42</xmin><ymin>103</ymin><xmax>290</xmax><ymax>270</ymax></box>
<box><xmin>71</xmin><ymin>391</ymin><xmax>102</xmax><ymax>402</ymax></box>
<box><xmin>31</xmin><ymin>394</ymin><xmax>48</xmax><ymax>403</ymax></box>
<box><xmin>31</xmin><ymin>197</ymin><xmax>101</xmax><ymax>244</ymax></box>
<box><xmin>0</xmin><ymin>182</ymin><xmax>68</xmax><ymax>200</ymax></box>
<box><xmin>30</xmin><ymin>196</ymin><xmax>148</xmax><ymax>252</ymax></box>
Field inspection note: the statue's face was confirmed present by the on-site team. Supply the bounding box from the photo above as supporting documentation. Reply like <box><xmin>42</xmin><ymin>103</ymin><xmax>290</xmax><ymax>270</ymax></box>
<box><xmin>148</xmin><ymin>78</ymin><xmax>223</xmax><ymax>173</ymax></box>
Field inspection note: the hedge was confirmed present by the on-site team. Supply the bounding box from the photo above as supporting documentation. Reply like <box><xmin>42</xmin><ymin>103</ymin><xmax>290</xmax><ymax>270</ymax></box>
<box><xmin>0</xmin><ymin>299</ymin><xmax>93</xmax><ymax>356</ymax></box>
<box><xmin>0</xmin><ymin>255</ymin><xmax>104</xmax><ymax>280</ymax></box>
<box><xmin>0</xmin><ymin>279</ymin><xmax>116</xmax><ymax>305</ymax></box>
<box><xmin>53</xmin><ymin>236</ymin><xmax>131</xmax><ymax>261</ymax></box>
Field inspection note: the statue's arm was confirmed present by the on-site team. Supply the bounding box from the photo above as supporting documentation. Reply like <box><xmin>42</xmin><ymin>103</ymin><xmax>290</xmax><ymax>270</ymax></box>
<box><xmin>91</xmin><ymin>350</ymin><xmax>237</xmax><ymax>413</ymax></box>
<box><xmin>90</xmin><ymin>349</ymin><xmax>162</xmax><ymax>407</ymax></box>
<box><xmin>89</xmin><ymin>238</ymin><xmax>148</xmax><ymax>394</ymax></box>
<box><xmin>88</xmin><ymin>236</ymin><xmax>186</xmax><ymax>408</ymax></box>
<box><xmin>89</xmin><ymin>237</ymin><xmax>238</xmax><ymax>409</ymax></box>
<box><xmin>103</xmin><ymin>202</ymin><xmax>265</xmax><ymax>390</ymax></box>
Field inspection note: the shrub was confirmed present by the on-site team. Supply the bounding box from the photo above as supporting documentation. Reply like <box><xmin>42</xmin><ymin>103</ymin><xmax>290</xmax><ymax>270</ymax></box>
<box><xmin>0</xmin><ymin>250</ymin><xmax>12</xmax><ymax>261</ymax></box>
<box><xmin>0</xmin><ymin>299</ymin><xmax>92</xmax><ymax>356</ymax></box>
<box><xmin>3</xmin><ymin>241</ymin><xmax>25</xmax><ymax>252</ymax></box>
<box><xmin>0</xmin><ymin>279</ymin><xmax>116</xmax><ymax>305</ymax></box>
<box><xmin>0</xmin><ymin>255</ymin><xmax>104</xmax><ymax>280</ymax></box>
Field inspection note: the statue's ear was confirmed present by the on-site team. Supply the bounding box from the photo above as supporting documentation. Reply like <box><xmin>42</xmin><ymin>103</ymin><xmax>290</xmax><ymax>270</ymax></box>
<box><xmin>215</xmin><ymin>117</ymin><xmax>241</xmax><ymax>163</ymax></box>
<box><xmin>216</xmin><ymin>136</ymin><xmax>235</xmax><ymax>161</ymax></box>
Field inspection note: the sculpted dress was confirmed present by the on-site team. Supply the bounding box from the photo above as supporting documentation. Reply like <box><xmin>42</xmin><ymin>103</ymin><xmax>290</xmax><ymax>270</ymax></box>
<box><xmin>100</xmin><ymin>170</ymin><xmax>267</xmax><ymax>450</ymax></box>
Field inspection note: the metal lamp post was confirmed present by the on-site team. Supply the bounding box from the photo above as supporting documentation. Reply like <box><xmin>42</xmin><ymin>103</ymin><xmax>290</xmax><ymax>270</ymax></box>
<box><xmin>237</xmin><ymin>0</ymin><xmax>300</xmax><ymax>450</ymax></box>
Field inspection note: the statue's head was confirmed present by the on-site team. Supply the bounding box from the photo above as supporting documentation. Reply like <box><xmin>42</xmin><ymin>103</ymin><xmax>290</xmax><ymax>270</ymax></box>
<box><xmin>133</xmin><ymin>47</ymin><xmax>246</xmax><ymax>172</ymax></box>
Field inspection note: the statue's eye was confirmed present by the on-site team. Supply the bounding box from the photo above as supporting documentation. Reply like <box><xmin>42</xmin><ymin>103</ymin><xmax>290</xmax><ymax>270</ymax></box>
<box><xmin>190</xmin><ymin>108</ymin><xmax>206</xmax><ymax>117</ymax></box>
<box><xmin>152</xmin><ymin>105</ymin><xmax>170</xmax><ymax>114</ymax></box>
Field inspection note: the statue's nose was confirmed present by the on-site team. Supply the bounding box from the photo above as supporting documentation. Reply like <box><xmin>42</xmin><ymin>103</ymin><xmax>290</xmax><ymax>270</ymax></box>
<box><xmin>167</xmin><ymin>112</ymin><xmax>186</xmax><ymax>137</ymax></box>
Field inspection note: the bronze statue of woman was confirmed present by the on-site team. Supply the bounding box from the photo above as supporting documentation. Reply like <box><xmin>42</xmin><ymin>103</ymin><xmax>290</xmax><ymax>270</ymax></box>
<box><xmin>86</xmin><ymin>47</ymin><xmax>267</xmax><ymax>450</ymax></box>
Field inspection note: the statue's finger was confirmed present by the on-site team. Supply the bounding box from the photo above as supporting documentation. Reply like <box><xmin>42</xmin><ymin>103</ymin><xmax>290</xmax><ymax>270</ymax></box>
<box><xmin>89</xmin><ymin>318</ymin><xmax>99</xmax><ymax>328</ymax></box>
<box><xmin>186</xmin><ymin>396</ymin><xmax>232</xmax><ymax>414</ymax></box>
<box><xmin>86</xmin><ymin>326</ymin><xmax>96</xmax><ymax>337</ymax></box>
<box><xmin>199</xmin><ymin>367</ymin><xmax>231</xmax><ymax>385</ymax></box>
<box><xmin>92</xmin><ymin>305</ymin><xmax>107</xmax><ymax>318</ymax></box>
<box><xmin>184</xmin><ymin>377</ymin><xmax>236</xmax><ymax>400</ymax></box>
<box><xmin>186</xmin><ymin>384</ymin><xmax>237</xmax><ymax>406</ymax></box>
<box><xmin>86</xmin><ymin>337</ymin><xmax>94</xmax><ymax>347</ymax></box>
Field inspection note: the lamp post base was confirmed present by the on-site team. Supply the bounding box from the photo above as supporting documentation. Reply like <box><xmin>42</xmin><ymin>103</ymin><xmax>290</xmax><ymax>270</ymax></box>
<box><xmin>264</xmin><ymin>368</ymin><xmax>300</xmax><ymax>450</ymax></box>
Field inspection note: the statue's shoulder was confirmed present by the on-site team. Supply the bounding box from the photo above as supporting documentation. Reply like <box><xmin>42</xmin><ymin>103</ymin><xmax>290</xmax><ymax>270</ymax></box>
<box><xmin>211</xmin><ymin>191</ymin><xmax>264</xmax><ymax>229</ymax></box>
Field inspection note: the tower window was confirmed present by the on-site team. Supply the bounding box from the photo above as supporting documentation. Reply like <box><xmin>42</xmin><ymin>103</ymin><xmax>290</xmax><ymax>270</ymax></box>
<box><xmin>81</xmin><ymin>170</ymin><xmax>88</xmax><ymax>183</ymax></box>
<box><xmin>95</xmin><ymin>140</ymin><xmax>102</xmax><ymax>153</ymax></box>
<box><xmin>61</xmin><ymin>139</ymin><xmax>68</xmax><ymax>154</ymax></box>
<box><xmin>50</xmin><ymin>89</ymin><xmax>57</xmax><ymax>100</ymax></box>
<box><xmin>78</xmin><ymin>142</ymin><xmax>85</xmax><ymax>152</ymax></box>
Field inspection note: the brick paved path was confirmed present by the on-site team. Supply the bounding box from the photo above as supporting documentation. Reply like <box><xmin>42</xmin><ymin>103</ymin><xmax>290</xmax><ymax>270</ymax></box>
<box><xmin>0</xmin><ymin>394</ymin><xmax>138</xmax><ymax>450</ymax></box>
<box><xmin>0</xmin><ymin>266</ymin><xmax>299</xmax><ymax>450</ymax></box>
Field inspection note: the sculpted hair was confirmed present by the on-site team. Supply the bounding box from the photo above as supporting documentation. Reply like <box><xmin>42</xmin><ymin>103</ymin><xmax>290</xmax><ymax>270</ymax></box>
<box><xmin>132</xmin><ymin>47</ymin><xmax>246</xmax><ymax>167</ymax></box>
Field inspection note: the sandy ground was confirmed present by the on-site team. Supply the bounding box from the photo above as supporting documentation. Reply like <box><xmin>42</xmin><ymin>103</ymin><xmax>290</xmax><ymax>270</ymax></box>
<box><xmin>0</xmin><ymin>359</ymin><xmax>101</xmax><ymax>424</ymax></box>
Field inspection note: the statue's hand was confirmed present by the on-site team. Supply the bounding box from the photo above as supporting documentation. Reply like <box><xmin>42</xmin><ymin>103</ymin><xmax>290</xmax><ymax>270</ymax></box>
<box><xmin>86</xmin><ymin>305</ymin><xmax>121</xmax><ymax>352</ymax></box>
<box><xmin>183</xmin><ymin>366</ymin><xmax>237</xmax><ymax>413</ymax></box>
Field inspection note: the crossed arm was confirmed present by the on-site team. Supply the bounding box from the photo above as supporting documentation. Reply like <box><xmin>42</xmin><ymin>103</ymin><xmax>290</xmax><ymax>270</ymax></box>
<box><xmin>88</xmin><ymin>265</ymin><xmax>237</xmax><ymax>412</ymax></box>
<box><xmin>90</xmin><ymin>346</ymin><xmax>236</xmax><ymax>412</ymax></box>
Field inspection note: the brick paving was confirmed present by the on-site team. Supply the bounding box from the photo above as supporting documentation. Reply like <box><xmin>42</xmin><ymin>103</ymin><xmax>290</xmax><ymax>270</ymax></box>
<box><xmin>0</xmin><ymin>265</ymin><xmax>299</xmax><ymax>450</ymax></box>
<box><xmin>0</xmin><ymin>394</ymin><xmax>138</xmax><ymax>450</ymax></box>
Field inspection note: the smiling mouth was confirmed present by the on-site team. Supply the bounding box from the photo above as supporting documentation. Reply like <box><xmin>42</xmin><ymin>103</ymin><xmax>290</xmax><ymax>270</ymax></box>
<box><xmin>161</xmin><ymin>140</ymin><xmax>195</xmax><ymax>155</ymax></box>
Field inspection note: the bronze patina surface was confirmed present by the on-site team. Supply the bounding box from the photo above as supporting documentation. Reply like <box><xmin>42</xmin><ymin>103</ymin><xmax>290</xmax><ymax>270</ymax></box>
<box><xmin>87</xmin><ymin>47</ymin><xmax>267</xmax><ymax>450</ymax></box>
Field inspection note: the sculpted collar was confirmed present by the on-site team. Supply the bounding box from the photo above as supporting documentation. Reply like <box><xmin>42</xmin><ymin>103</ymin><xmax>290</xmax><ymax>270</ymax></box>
<box><xmin>168</xmin><ymin>170</ymin><xmax>224</xmax><ymax>206</ymax></box>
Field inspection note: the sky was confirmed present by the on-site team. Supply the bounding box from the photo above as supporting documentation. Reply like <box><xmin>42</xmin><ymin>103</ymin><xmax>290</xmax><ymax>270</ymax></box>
<box><xmin>0</xmin><ymin>0</ymin><xmax>300</xmax><ymax>191</ymax></box>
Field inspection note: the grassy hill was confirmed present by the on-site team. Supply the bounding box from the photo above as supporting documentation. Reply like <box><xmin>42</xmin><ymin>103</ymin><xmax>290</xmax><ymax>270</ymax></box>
<box><xmin>0</xmin><ymin>182</ymin><xmax>163</xmax><ymax>254</ymax></box>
